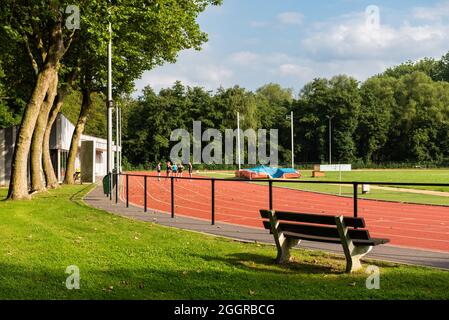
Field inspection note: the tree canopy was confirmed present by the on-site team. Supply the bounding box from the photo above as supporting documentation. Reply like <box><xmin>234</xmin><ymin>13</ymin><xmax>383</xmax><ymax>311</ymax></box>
<box><xmin>122</xmin><ymin>52</ymin><xmax>449</xmax><ymax>168</ymax></box>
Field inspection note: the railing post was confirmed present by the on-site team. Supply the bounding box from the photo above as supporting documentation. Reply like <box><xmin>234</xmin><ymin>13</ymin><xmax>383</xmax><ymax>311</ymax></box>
<box><xmin>115</xmin><ymin>173</ymin><xmax>118</xmax><ymax>204</ymax></box>
<box><xmin>109</xmin><ymin>172</ymin><xmax>112</xmax><ymax>201</ymax></box>
<box><xmin>353</xmin><ymin>183</ymin><xmax>358</xmax><ymax>219</ymax></box>
<box><xmin>144</xmin><ymin>176</ymin><xmax>147</xmax><ymax>213</ymax></box>
<box><xmin>269</xmin><ymin>180</ymin><xmax>273</xmax><ymax>211</ymax></box>
<box><xmin>211</xmin><ymin>179</ymin><xmax>215</xmax><ymax>225</ymax></box>
<box><xmin>126</xmin><ymin>174</ymin><xmax>129</xmax><ymax>208</ymax></box>
<box><xmin>171</xmin><ymin>177</ymin><xmax>175</xmax><ymax>218</ymax></box>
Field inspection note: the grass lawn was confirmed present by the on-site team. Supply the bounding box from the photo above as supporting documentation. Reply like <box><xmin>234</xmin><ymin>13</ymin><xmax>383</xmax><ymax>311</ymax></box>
<box><xmin>200</xmin><ymin>170</ymin><xmax>449</xmax><ymax>206</ymax></box>
<box><xmin>0</xmin><ymin>185</ymin><xmax>448</xmax><ymax>300</ymax></box>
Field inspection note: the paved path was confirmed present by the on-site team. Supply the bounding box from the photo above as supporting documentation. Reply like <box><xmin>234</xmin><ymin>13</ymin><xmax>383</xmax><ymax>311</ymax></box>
<box><xmin>84</xmin><ymin>184</ymin><xmax>449</xmax><ymax>270</ymax></box>
<box><xmin>370</xmin><ymin>185</ymin><xmax>449</xmax><ymax>197</ymax></box>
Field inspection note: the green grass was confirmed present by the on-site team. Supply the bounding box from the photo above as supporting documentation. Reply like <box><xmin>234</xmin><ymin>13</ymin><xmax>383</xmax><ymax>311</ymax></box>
<box><xmin>200</xmin><ymin>170</ymin><xmax>449</xmax><ymax>206</ymax></box>
<box><xmin>301</xmin><ymin>169</ymin><xmax>449</xmax><ymax>190</ymax></box>
<box><xmin>0</xmin><ymin>185</ymin><xmax>448</xmax><ymax>300</ymax></box>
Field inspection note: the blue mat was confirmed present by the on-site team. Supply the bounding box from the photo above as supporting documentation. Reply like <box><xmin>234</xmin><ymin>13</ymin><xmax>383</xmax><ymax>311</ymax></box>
<box><xmin>245</xmin><ymin>166</ymin><xmax>298</xmax><ymax>179</ymax></box>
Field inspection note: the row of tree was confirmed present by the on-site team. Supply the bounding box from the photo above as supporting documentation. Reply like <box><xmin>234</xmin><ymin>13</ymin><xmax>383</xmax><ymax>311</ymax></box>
<box><xmin>0</xmin><ymin>0</ymin><xmax>221</xmax><ymax>200</ymax></box>
<box><xmin>2</xmin><ymin>1</ymin><xmax>449</xmax><ymax>201</ymax></box>
<box><xmin>123</xmin><ymin>54</ymin><xmax>449</xmax><ymax>166</ymax></box>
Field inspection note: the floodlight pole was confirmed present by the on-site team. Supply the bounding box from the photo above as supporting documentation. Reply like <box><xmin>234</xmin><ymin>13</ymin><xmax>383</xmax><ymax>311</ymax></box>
<box><xmin>118</xmin><ymin>108</ymin><xmax>122</xmax><ymax>173</ymax></box>
<box><xmin>107</xmin><ymin>3</ymin><xmax>114</xmax><ymax>194</ymax></box>
<box><xmin>290</xmin><ymin>111</ymin><xmax>294</xmax><ymax>169</ymax></box>
<box><xmin>326</xmin><ymin>115</ymin><xmax>334</xmax><ymax>165</ymax></box>
<box><xmin>237</xmin><ymin>112</ymin><xmax>241</xmax><ymax>171</ymax></box>
<box><xmin>115</xmin><ymin>102</ymin><xmax>120</xmax><ymax>174</ymax></box>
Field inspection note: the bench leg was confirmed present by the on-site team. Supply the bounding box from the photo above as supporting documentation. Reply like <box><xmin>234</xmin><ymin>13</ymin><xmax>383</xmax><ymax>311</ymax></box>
<box><xmin>276</xmin><ymin>236</ymin><xmax>300</xmax><ymax>264</ymax></box>
<box><xmin>345</xmin><ymin>245</ymin><xmax>373</xmax><ymax>273</ymax></box>
<box><xmin>335</xmin><ymin>216</ymin><xmax>373</xmax><ymax>273</ymax></box>
<box><xmin>268</xmin><ymin>211</ymin><xmax>301</xmax><ymax>264</ymax></box>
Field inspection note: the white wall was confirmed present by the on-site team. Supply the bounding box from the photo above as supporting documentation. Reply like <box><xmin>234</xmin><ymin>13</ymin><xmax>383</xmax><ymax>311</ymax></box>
<box><xmin>1</xmin><ymin>114</ymin><xmax>112</xmax><ymax>186</ymax></box>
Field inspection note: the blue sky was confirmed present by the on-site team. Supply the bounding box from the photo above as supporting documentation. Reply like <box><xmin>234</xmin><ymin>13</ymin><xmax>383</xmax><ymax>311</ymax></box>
<box><xmin>134</xmin><ymin>0</ymin><xmax>449</xmax><ymax>95</ymax></box>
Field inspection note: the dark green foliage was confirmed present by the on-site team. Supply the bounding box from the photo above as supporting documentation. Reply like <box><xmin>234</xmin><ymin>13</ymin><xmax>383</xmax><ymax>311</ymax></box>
<box><xmin>124</xmin><ymin>82</ymin><xmax>294</xmax><ymax>166</ymax></box>
<box><xmin>61</xmin><ymin>91</ymin><xmax>107</xmax><ymax>138</ymax></box>
<box><xmin>123</xmin><ymin>54</ymin><xmax>449</xmax><ymax>167</ymax></box>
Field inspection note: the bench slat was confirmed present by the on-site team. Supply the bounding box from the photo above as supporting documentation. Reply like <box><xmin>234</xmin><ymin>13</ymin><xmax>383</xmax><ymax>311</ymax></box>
<box><xmin>283</xmin><ymin>232</ymin><xmax>388</xmax><ymax>247</ymax></box>
<box><xmin>354</xmin><ymin>238</ymin><xmax>390</xmax><ymax>246</ymax></box>
<box><xmin>282</xmin><ymin>231</ymin><xmax>342</xmax><ymax>244</ymax></box>
<box><xmin>260</xmin><ymin>210</ymin><xmax>365</xmax><ymax>228</ymax></box>
<box><xmin>262</xmin><ymin>221</ymin><xmax>371</xmax><ymax>240</ymax></box>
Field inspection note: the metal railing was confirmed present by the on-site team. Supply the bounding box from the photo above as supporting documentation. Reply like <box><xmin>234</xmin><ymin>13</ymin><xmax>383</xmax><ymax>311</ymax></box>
<box><xmin>108</xmin><ymin>173</ymin><xmax>449</xmax><ymax>225</ymax></box>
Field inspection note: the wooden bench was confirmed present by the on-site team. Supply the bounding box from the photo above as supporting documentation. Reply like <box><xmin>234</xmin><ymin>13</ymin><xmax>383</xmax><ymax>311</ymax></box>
<box><xmin>260</xmin><ymin>210</ymin><xmax>390</xmax><ymax>273</ymax></box>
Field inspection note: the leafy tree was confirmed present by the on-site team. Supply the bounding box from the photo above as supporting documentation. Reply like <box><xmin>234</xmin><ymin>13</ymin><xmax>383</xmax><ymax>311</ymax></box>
<box><xmin>63</xmin><ymin>0</ymin><xmax>221</xmax><ymax>184</ymax></box>
<box><xmin>255</xmin><ymin>83</ymin><xmax>293</xmax><ymax>164</ymax></box>
<box><xmin>356</xmin><ymin>76</ymin><xmax>396</xmax><ymax>162</ymax></box>
<box><xmin>389</xmin><ymin>72</ymin><xmax>449</xmax><ymax>162</ymax></box>
<box><xmin>125</xmin><ymin>86</ymin><xmax>175</xmax><ymax>165</ymax></box>
<box><xmin>0</xmin><ymin>0</ymin><xmax>221</xmax><ymax>197</ymax></box>
<box><xmin>295</xmin><ymin>76</ymin><xmax>360</xmax><ymax>163</ymax></box>
<box><xmin>1</xmin><ymin>0</ymin><xmax>90</xmax><ymax>199</ymax></box>
<box><xmin>294</xmin><ymin>79</ymin><xmax>328</xmax><ymax>163</ymax></box>
<box><xmin>383</xmin><ymin>58</ymin><xmax>438</xmax><ymax>80</ymax></box>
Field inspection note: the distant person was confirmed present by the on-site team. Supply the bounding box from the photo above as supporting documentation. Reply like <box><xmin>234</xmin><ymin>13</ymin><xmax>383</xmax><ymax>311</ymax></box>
<box><xmin>156</xmin><ymin>162</ymin><xmax>162</xmax><ymax>181</ymax></box>
<box><xmin>178</xmin><ymin>163</ymin><xmax>184</xmax><ymax>178</ymax></box>
<box><xmin>172</xmin><ymin>163</ymin><xmax>178</xmax><ymax>178</ymax></box>
<box><xmin>166</xmin><ymin>161</ymin><xmax>172</xmax><ymax>178</ymax></box>
<box><xmin>74</xmin><ymin>168</ymin><xmax>81</xmax><ymax>183</ymax></box>
<box><xmin>188</xmin><ymin>162</ymin><xmax>193</xmax><ymax>179</ymax></box>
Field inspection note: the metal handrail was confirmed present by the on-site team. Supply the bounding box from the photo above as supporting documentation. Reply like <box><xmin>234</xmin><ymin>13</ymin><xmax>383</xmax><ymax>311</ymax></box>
<box><xmin>110</xmin><ymin>172</ymin><xmax>449</xmax><ymax>224</ymax></box>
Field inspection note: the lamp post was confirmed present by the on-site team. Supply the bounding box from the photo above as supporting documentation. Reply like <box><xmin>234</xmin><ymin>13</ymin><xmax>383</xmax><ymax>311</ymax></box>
<box><xmin>107</xmin><ymin>0</ymin><xmax>114</xmax><ymax>195</ymax></box>
<box><xmin>115</xmin><ymin>102</ymin><xmax>120</xmax><ymax>174</ymax></box>
<box><xmin>237</xmin><ymin>112</ymin><xmax>241</xmax><ymax>171</ymax></box>
<box><xmin>326</xmin><ymin>115</ymin><xmax>334</xmax><ymax>165</ymax></box>
<box><xmin>286</xmin><ymin>112</ymin><xmax>294</xmax><ymax>169</ymax></box>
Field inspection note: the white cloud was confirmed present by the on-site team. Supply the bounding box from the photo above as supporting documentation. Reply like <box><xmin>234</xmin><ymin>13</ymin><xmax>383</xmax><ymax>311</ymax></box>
<box><xmin>135</xmin><ymin>73</ymin><xmax>194</xmax><ymax>90</ymax></box>
<box><xmin>302</xmin><ymin>11</ymin><xmax>449</xmax><ymax>62</ymax></box>
<box><xmin>135</xmin><ymin>62</ymin><xmax>234</xmax><ymax>94</ymax></box>
<box><xmin>278</xmin><ymin>64</ymin><xmax>313</xmax><ymax>78</ymax></box>
<box><xmin>135</xmin><ymin>2</ymin><xmax>449</xmax><ymax>96</ymax></box>
<box><xmin>413</xmin><ymin>1</ymin><xmax>449</xmax><ymax>21</ymax></box>
<box><xmin>230</xmin><ymin>51</ymin><xmax>260</xmax><ymax>65</ymax></box>
<box><xmin>195</xmin><ymin>65</ymin><xmax>233</xmax><ymax>83</ymax></box>
<box><xmin>134</xmin><ymin>44</ymin><xmax>234</xmax><ymax>94</ymax></box>
<box><xmin>229</xmin><ymin>51</ymin><xmax>294</xmax><ymax>67</ymax></box>
<box><xmin>250</xmin><ymin>21</ymin><xmax>270</xmax><ymax>28</ymax></box>
<box><xmin>277</xmin><ymin>12</ymin><xmax>304</xmax><ymax>25</ymax></box>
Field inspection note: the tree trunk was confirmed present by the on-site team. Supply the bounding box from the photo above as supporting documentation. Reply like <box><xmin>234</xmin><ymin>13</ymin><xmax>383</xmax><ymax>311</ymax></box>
<box><xmin>7</xmin><ymin>20</ymin><xmax>65</xmax><ymax>200</ymax></box>
<box><xmin>42</xmin><ymin>86</ymin><xmax>70</xmax><ymax>189</ymax></box>
<box><xmin>7</xmin><ymin>66</ymin><xmax>56</xmax><ymax>200</ymax></box>
<box><xmin>30</xmin><ymin>71</ymin><xmax>59</xmax><ymax>193</ymax></box>
<box><xmin>64</xmin><ymin>89</ymin><xmax>93</xmax><ymax>185</ymax></box>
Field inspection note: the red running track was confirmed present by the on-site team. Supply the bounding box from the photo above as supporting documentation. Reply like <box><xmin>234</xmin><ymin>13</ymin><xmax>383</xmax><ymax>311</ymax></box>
<box><xmin>121</xmin><ymin>173</ymin><xmax>449</xmax><ymax>253</ymax></box>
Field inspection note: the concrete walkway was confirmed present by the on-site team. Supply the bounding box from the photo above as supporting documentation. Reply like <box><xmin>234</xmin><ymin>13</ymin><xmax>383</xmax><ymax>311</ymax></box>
<box><xmin>84</xmin><ymin>184</ymin><xmax>449</xmax><ymax>270</ymax></box>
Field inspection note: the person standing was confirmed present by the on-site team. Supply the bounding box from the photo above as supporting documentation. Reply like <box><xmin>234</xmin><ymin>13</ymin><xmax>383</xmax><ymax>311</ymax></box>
<box><xmin>156</xmin><ymin>162</ymin><xmax>162</xmax><ymax>181</ymax></box>
<box><xmin>172</xmin><ymin>163</ymin><xmax>178</xmax><ymax>179</ymax></box>
<box><xmin>188</xmin><ymin>162</ymin><xmax>193</xmax><ymax>179</ymax></box>
<box><xmin>166</xmin><ymin>161</ymin><xmax>172</xmax><ymax>178</ymax></box>
<box><xmin>178</xmin><ymin>163</ymin><xmax>184</xmax><ymax>178</ymax></box>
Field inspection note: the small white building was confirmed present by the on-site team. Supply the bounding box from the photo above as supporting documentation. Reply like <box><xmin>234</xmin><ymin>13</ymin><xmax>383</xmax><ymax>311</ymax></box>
<box><xmin>0</xmin><ymin>113</ymin><xmax>117</xmax><ymax>187</ymax></box>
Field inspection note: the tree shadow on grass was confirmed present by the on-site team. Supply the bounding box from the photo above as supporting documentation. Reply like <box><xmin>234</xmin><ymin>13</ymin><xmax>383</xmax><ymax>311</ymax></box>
<box><xmin>1</xmin><ymin>260</ymin><xmax>448</xmax><ymax>300</ymax></box>
<box><xmin>191</xmin><ymin>252</ymin><xmax>344</xmax><ymax>275</ymax></box>
<box><xmin>0</xmin><ymin>261</ymin><xmax>364</xmax><ymax>300</ymax></box>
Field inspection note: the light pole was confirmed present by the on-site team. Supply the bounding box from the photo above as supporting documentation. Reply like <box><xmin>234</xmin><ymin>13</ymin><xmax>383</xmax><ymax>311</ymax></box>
<box><xmin>326</xmin><ymin>115</ymin><xmax>334</xmax><ymax>165</ymax></box>
<box><xmin>115</xmin><ymin>102</ymin><xmax>120</xmax><ymax>174</ymax></box>
<box><xmin>237</xmin><ymin>112</ymin><xmax>241</xmax><ymax>171</ymax></box>
<box><xmin>286</xmin><ymin>112</ymin><xmax>294</xmax><ymax>169</ymax></box>
<box><xmin>107</xmin><ymin>0</ymin><xmax>114</xmax><ymax>195</ymax></box>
